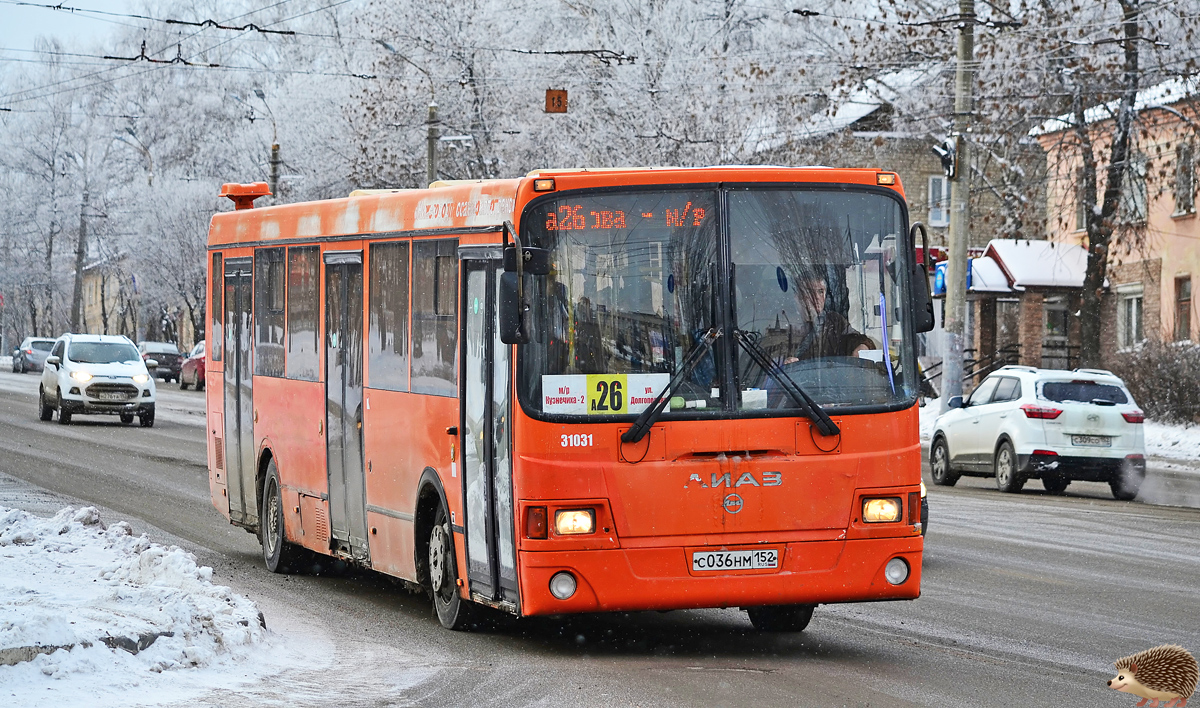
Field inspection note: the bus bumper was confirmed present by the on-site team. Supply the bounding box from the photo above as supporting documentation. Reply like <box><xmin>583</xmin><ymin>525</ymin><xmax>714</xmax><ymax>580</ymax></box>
<box><xmin>516</xmin><ymin>537</ymin><xmax>922</xmax><ymax>616</ymax></box>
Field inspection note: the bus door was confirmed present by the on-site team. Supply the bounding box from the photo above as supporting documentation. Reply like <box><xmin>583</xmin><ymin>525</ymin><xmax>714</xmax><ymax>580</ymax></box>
<box><xmin>222</xmin><ymin>257</ymin><xmax>256</xmax><ymax>527</ymax></box>
<box><xmin>324</xmin><ymin>250</ymin><xmax>369</xmax><ymax>562</ymax></box>
<box><xmin>460</xmin><ymin>255</ymin><xmax>518</xmax><ymax>606</ymax></box>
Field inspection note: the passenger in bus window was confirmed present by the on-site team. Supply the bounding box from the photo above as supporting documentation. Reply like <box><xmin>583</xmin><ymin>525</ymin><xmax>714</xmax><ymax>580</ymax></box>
<box><xmin>783</xmin><ymin>272</ymin><xmax>874</xmax><ymax>363</ymax></box>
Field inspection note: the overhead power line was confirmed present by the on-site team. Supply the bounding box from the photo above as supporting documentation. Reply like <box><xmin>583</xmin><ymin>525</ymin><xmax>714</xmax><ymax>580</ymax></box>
<box><xmin>103</xmin><ymin>40</ymin><xmax>219</xmax><ymax>67</ymax></box>
<box><xmin>0</xmin><ymin>0</ymin><xmax>296</xmax><ymax>34</ymax></box>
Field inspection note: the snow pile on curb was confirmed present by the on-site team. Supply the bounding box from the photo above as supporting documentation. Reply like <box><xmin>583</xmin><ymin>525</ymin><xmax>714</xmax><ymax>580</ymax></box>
<box><xmin>0</xmin><ymin>506</ymin><xmax>273</xmax><ymax>706</ymax></box>
<box><xmin>1144</xmin><ymin>420</ymin><xmax>1200</xmax><ymax>462</ymax></box>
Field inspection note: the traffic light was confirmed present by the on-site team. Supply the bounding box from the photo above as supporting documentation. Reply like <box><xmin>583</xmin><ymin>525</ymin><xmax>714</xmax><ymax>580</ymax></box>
<box><xmin>932</xmin><ymin>136</ymin><xmax>960</xmax><ymax>179</ymax></box>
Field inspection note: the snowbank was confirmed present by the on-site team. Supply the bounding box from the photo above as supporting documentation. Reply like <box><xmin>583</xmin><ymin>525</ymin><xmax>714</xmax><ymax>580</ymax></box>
<box><xmin>0</xmin><ymin>506</ymin><xmax>279</xmax><ymax>707</ymax></box>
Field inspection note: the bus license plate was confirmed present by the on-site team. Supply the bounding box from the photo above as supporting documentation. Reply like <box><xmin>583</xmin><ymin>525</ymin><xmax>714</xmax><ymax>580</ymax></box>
<box><xmin>1072</xmin><ymin>435</ymin><xmax>1111</xmax><ymax>447</ymax></box>
<box><xmin>692</xmin><ymin>549</ymin><xmax>778</xmax><ymax>572</ymax></box>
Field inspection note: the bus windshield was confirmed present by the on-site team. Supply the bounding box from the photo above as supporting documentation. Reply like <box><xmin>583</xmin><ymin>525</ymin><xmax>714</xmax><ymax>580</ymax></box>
<box><xmin>519</xmin><ymin>186</ymin><xmax>915</xmax><ymax>419</ymax></box>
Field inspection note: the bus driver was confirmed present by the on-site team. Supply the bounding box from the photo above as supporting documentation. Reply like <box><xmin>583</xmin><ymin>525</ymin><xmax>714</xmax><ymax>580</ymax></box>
<box><xmin>782</xmin><ymin>272</ymin><xmax>875</xmax><ymax>363</ymax></box>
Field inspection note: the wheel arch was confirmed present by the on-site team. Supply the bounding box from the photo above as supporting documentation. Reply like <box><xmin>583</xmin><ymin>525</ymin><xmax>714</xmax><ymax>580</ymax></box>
<box><xmin>414</xmin><ymin>467</ymin><xmax>449</xmax><ymax>591</ymax></box>
<box><xmin>254</xmin><ymin>442</ymin><xmax>278</xmax><ymax>532</ymax></box>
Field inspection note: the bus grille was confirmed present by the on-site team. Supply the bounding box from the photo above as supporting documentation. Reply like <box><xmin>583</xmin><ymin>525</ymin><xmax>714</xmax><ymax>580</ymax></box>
<box><xmin>214</xmin><ymin>437</ymin><xmax>224</xmax><ymax>471</ymax></box>
<box><xmin>314</xmin><ymin>505</ymin><xmax>329</xmax><ymax>542</ymax></box>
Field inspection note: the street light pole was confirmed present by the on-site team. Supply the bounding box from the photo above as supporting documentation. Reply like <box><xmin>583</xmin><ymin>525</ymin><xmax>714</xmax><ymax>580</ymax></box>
<box><xmin>254</xmin><ymin>89</ymin><xmax>279</xmax><ymax>202</ymax></box>
<box><xmin>426</xmin><ymin>102</ymin><xmax>439</xmax><ymax>187</ymax></box>
<box><xmin>942</xmin><ymin>0</ymin><xmax>975</xmax><ymax>410</ymax></box>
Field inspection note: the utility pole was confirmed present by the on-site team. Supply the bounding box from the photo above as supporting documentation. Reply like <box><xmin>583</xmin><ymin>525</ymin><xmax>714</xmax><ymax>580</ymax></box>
<box><xmin>941</xmin><ymin>0</ymin><xmax>975</xmax><ymax>410</ymax></box>
<box><xmin>426</xmin><ymin>102</ymin><xmax>439</xmax><ymax>187</ymax></box>
<box><xmin>70</xmin><ymin>187</ymin><xmax>89</xmax><ymax>334</ymax></box>
<box><xmin>269</xmin><ymin>143</ymin><xmax>280</xmax><ymax>202</ymax></box>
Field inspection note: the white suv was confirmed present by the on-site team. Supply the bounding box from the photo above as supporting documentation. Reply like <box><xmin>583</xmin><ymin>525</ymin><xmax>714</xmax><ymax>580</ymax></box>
<box><xmin>929</xmin><ymin>366</ymin><xmax>1146</xmax><ymax>499</ymax></box>
<box><xmin>39</xmin><ymin>334</ymin><xmax>157</xmax><ymax>427</ymax></box>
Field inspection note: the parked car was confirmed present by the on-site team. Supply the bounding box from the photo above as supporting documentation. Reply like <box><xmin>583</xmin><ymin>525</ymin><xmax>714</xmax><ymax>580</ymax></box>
<box><xmin>39</xmin><ymin>333</ymin><xmax>157</xmax><ymax>427</ymax></box>
<box><xmin>137</xmin><ymin>341</ymin><xmax>183</xmax><ymax>382</ymax></box>
<box><xmin>929</xmin><ymin>366</ymin><xmax>1146</xmax><ymax>500</ymax></box>
<box><xmin>11</xmin><ymin>337</ymin><xmax>57</xmax><ymax>373</ymax></box>
<box><xmin>179</xmin><ymin>341</ymin><xmax>205</xmax><ymax>390</ymax></box>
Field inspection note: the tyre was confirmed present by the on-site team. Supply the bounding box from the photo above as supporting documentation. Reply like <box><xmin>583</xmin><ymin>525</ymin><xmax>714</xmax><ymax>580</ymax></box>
<box><xmin>429</xmin><ymin>503</ymin><xmax>475</xmax><ymax>630</ymax></box>
<box><xmin>13</xmin><ymin>358</ymin><xmax>22</xmax><ymax>373</ymax></box>
<box><xmin>930</xmin><ymin>437</ymin><xmax>959</xmax><ymax>487</ymax></box>
<box><xmin>196</xmin><ymin>374</ymin><xmax>205</xmax><ymax>392</ymax></box>
<box><xmin>38</xmin><ymin>387</ymin><xmax>53</xmax><ymax>421</ymax></box>
<box><xmin>994</xmin><ymin>440</ymin><xmax>1024</xmax><ymax>493</ymax></box>
<box><xmin>746</xmin><ymin>604</ymin><xmax>816</xmax><ymax>632</ymax></box>
<box><xmin>1110</xmin><ymin>469</ymin><xmax>1144</xmax><ymax>501</ymax></box>
<box><xmin>180</xmin><ymin>375</ymin><xmax>189</xmax><ymax>391</ymax></box>
<box><xmin>139</xmin><ymin>406</ymin><xmax>155</xmax><ymax>428</ymax></box>
<box><xmin>119</xmin><ymin>413</ymin><xmax>134</xmax><ymax>425</ymax></box>
<box><xmin>1042</xmin><ymin>474</ymin><xmax>1070</xmax><ymax>495</ymax></box>
<box><xmin>261</xmin><ymin>459</ymin><xmax>303</xmax><ymax>573</ymax></box>
<box><xmin>56</xmin><ymin>392</ymin><xmax>72</xmax><ymax>425</ymax></box>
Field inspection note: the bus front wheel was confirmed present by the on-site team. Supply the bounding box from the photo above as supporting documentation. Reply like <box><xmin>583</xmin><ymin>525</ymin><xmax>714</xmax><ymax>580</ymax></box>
<box><xmin>746</xmin><ymin>604</ymin><xmax>816</xmax><ymax>632</ymax></box>
<box><xmin>429</xmin><ymin>504</ymin><xmax>475</xmax><ymax>630</ymax></box>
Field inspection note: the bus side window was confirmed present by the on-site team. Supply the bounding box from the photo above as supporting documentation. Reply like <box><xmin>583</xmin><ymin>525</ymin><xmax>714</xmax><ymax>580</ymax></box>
<box><xmin>254</xmin><ymin>247</ymin><xmax>286</xmax><ymax>377</ymax></box>
<box><xmin>368</xmin><ymin>241</ymin><xmax>410</xmax><ymax>391</ymax></box>
<box><xmin>211</xmin><ymin>252</ymin><xmax>222</xmax><ymax>361</ymax></box>
<box><xmin>411</xmin><ymin>239</ymin><xmax>458</xmax><ymax>396</ymax></box>
<box><xmin>287</xmin><ymin>246</ymin><xmax>320</xmax><ymax>381</ymax></box>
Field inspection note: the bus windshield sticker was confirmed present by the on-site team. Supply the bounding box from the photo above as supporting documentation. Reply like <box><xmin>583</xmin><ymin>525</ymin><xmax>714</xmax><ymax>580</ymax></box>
<box><xmin>542</xmin><ymin>373</ymin><xmax>669</xmax><ymax>415</ymax></box>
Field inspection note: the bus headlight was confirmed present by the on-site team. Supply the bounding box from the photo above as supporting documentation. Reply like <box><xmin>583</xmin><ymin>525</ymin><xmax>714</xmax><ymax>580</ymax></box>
<box><xmin>549</xmin><ymin>572</ymin><xmax>577</xmax><ymax>600</ymax></box>
<box><xmin>884</xmin><ymin>557</ymin><xmax>910</xmax><ymax>585</ymax></box>
<box><xmin>862</xmin><ymin>497</ymin><xmax>902</xmax><ymax>523</ymax></box>
<box><xmin>554</xmin><ymin>509</ymin><xmax>595</xmax><ymax>535</ymax></box>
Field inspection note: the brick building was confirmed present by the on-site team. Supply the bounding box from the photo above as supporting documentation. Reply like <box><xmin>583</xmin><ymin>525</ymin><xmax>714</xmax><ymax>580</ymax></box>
<box><xmin>1034</xmin><ymin>76</ymin><xmax>1199</xmax><ymax>366</ymax></box>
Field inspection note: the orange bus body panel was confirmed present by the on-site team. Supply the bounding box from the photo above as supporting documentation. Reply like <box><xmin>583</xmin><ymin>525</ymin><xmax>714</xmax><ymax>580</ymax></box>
<box><xmin>206</xmin><ymin>166</ymin><xmax>919</xmax><ymax>617</ymax></box>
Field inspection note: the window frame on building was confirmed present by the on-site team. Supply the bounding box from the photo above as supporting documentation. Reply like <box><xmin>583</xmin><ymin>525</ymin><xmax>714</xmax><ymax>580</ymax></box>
<box><xmin>1175</xmin><ymin>141</ymin><xmax>1195</xmax><ymax>216</ymax></box>
<box><xmin>1176</xmin><ymin>275</ymin><xmax>1193</xmax><ymax>341</ymax></box>
<box><xmin>1117</xmin><ymin>282</ymin><xmax>1144</xmax><ymax>350</ymax></box>
<box><xmin>928</xmin><ymin>175</ymin><xmax>950</xmax><ymax>227</ymax></box>
<box><xmin>1119</xmin><ymin>153</ymin><xmax>1148</xmax><ymax>225</ymax></box>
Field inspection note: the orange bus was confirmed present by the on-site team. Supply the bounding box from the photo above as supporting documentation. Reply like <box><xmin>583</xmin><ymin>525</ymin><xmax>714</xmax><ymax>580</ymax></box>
<box><xmin>205</xmin><ymin>167</ymin><xmax>934</xmax><ymax>631</ymax></box>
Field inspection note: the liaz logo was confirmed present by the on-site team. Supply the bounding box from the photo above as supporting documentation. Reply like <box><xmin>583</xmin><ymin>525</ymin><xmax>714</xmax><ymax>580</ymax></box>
<box><xmin>685</xmin><ymin>472</ymin><xmax>782</xmax><ymax>489</ymax></box>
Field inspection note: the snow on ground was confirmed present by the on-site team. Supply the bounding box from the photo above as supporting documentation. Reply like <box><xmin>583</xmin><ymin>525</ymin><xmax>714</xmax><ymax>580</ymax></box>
<box><xmin>918</xmin><ymin>398</ymin><xmax>1200</xmax><ymax>463</ymax></box>
<box><xmin>0</xmin><ymin>505</ymin><xmax>300</xmax><ymax>708</ymax></box>
<box><xmin>0</xmin><ymin>356</ymin><xmax>10</xmax><ymax>369</ymax></box>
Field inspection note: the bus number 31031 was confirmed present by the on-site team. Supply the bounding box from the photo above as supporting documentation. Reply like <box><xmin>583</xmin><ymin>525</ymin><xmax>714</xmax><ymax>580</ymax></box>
<box><xmin>561</xmin><ymin>433</ymin><xmax>593</xmax><ymax>448</ymax></box>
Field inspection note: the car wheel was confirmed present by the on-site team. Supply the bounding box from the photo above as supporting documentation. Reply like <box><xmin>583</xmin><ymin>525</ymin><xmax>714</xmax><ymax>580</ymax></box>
<box><xmin>1110</xmin><ymin>469</ymin><xmax>1144</xmax><ymax>501</ymax></box>
<box><xmin>747</xmin><ymin>604</ymin><xmax>816</xmax><ymax>632</ymax></box>
<box><xmin>429</xmin><ymin>503</ymin><xmax>476</xmax><ymax>630</ymax></box>
<box><xmin>119</xmin><ymin>413</ymin><xmax>134</xmax><ymax>425</ymax></box>
<box><xmin>261</xmin><ymin>460</ymin><xmax>303</xmax><ymax>573</ymax></box>
<box><xmin>38</xmin><ymin>386</ymin><xmax>53</xmax><ymax>421</ymax></box>
<box><xmin>196</xmin><ymin>374</ymin><xmax>205</xmax><ymax>392</ymax></box>
<box><xmin>56</xmin><ymin>392</ymin><xmax>72</xmax><ymax>425</ymax></box>
<box><xmin>13</xmin><ymin>359</ymin><xmax>21</xmax><ymax>373</ymax></box>
<box><xmin>930</xmin><ymin>437</ymin><xmax>959</xmax><ymax>487</ymax></box>
<box><xmin>180</xmin><ymin>374</ymin><xmax>189</xmax><ymax>391</ymax></box>
<box><xmin>139</xmin><ymin>407</ymin><xmax>155</xmax><ymax>428</ymax></box>
<box><xmin>1042</xmin><ymin>474</ymin><xmax>1070</xmax><ymax>495</ymax></box>
<box><xmin>994</xmin><ymin>441</ymin><xmax>1024</xmax><ymax>493</ymax></box>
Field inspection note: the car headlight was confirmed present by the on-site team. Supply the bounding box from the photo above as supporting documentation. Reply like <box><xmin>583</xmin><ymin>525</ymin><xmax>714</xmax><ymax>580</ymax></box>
<box><xmin>554</xmin><ymin>509</ymin><xmax>596</xmax><ymax>535</ymax></box>
<box><xmin>70</xmin><ymin>370</ymin><xmax>93</xmax><ymax>382</ymax></box>
<box><xmin>862</xmin><ymin>497</ymin><xmax>902</xmax><ymax>523</ymax></box>
<box><xmin>133</xmin><ymin>374</ymin><xmax>150</xmax><ymax>383</ymax></box>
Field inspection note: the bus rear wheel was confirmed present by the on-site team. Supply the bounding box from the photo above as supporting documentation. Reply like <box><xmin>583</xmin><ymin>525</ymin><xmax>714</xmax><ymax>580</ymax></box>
<box><xmin>746</xmin><ymin>604</ymin><xmax>816</xmax><ymax>632</ymax></box>
<box><xmin>428</xmin><ymin>504</ymin><xmax>475</xmax><ymax>630</ymax></box>
<box><xmin>261</xmin><ymin>460</ymin><xmax>302</xmax><ymax>573</ymax></box>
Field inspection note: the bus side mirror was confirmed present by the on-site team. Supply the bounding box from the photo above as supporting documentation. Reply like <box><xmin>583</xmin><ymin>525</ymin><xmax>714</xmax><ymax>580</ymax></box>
<box><xmin>913</xmin><ymin>259</ymin><xmax>935</xmax><ymax>333</ymax></box>
<box><xmin>503</xmin><ymin>246</ymin><xmax>551</xmax><ymax>276</ymax></box>
<box><xmin>499</xmin><ymin>271</ymin><xmax>529</xmax><ymax>344</ymax></box>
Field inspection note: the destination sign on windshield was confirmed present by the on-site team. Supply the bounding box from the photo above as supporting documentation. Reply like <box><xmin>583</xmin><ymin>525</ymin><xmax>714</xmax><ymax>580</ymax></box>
<box><xmin>540</xmin><ymin>199</ymin><xmax>709</xmax><ymax>231</ymax></box>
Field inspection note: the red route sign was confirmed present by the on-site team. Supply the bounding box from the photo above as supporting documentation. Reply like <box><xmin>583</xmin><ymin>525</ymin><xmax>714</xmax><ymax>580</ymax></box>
<box><xmin>545</xmin><ymin>89</ymin><xmax>567</xmax><ymax>113</ymax></box>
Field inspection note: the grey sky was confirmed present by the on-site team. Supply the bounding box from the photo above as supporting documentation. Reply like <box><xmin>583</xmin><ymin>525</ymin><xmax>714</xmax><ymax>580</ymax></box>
<box><xmin>0</xmin><ymin>1</ymin><xmax>137</xmax><ymax>54</ymax></box>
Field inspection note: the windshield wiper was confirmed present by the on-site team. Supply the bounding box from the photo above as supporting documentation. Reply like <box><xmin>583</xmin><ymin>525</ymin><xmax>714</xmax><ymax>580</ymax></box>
<box><xmin>732</xmin><ymin>329</ymin><xmax>840</xmax><ymax>437</ymax></box>
<box><xmin>621</xmin><ymin>328</ymin><xmax>721</xmax><ymax>445</ymax></box>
